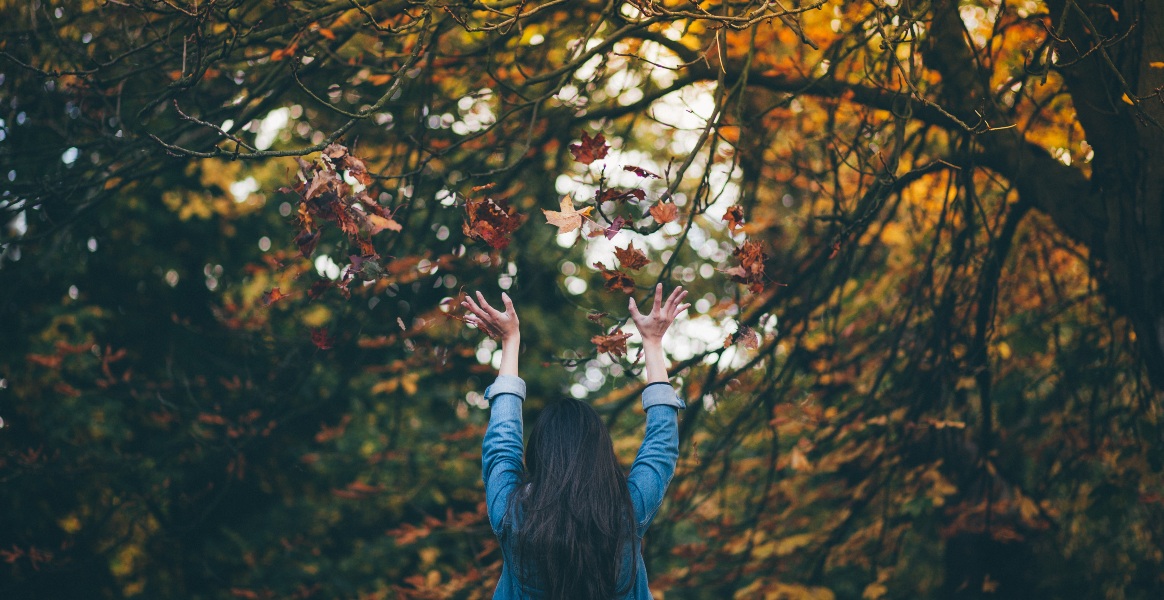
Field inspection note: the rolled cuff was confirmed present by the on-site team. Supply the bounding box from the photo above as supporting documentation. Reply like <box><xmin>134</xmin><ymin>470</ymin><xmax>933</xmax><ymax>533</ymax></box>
<box><xmin>485</xmin><ymin>375</ymin><xmax>527</xmax><ymax>402</ymax></box>
<box><xmin>642</xmin><ymin>382</ymin><xmax>686</xmax><ymax>410</ymax></box>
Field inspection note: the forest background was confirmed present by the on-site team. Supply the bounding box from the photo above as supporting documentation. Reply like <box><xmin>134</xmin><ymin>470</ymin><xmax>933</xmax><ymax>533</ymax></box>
<box><xmin>2</xmin><ymin>0</ymin><xmax>1163</xmax><ymax>598</ymax></box>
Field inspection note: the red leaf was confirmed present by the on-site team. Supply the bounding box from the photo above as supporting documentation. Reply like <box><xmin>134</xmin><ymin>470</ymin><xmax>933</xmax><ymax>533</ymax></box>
<box><xmin>569</xmin><ymin>132</ymin><xmax>609</xmax><ymax>165</ymax></box>
<box><xmin>311</xmin><ymin>328</ymin><xmax>334</xmax><ymax>350</ymax></box>
<box><xmin>596</xmin><ymin>187</ymin><xmax>646</xmax><ymax>204</ymax></box>
<box><xmin>593</xmin><ymin>262</ymin><xmax>636</xmax><ymax>294</ymax></box>
<box><xmin>604</xmin><ymin>216</ymin><xmax>628</xmax><ymax>240</ymax></box>
<box><xmin>623</xmin><ymin>165</ymin><xmax>660</xmax><ymax>179</ymax></box>
<box><xmin>463</xmin><ymin>197</ymin><xmax>523</xmax><ymax>249</ymax></box>
<box><xmin>614</xmin><ymin>241</ymin><xmax>649</xmax><ymax>270</ymax></box>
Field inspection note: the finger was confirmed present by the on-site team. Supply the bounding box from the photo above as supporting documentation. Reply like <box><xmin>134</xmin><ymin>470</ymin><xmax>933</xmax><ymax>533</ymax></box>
<box><xmin>501</xmin><ymin>292</ymin><xmax>516</xmax><ymax>315</ymax></box>
<box><xmin>665</xmin><ymin>287</ymin><xmax>686</xmax><ymax>313</ymax></box>
<box><xmin>463</xmin><ymin>297</ymin><xmax>489</xmax><ymax>320</ymax></box>
<box><xmin>651</xmin><ymin>283</ymin><xmax>663</xmax><ymax>314</ymax></box>
<box><xmin>476</xmin><ymin>291</ymin><xmax>502</xmax><ymax>316</ymax></box>
<box><xmin>629</xmin><ymin>296</ymin><xmax>643</xmax><ymax>320</ymax></box>
<box><xmin>674</xmin><ymin>302</ymin><xmax>691</xmax><ymax>318</ymax></box>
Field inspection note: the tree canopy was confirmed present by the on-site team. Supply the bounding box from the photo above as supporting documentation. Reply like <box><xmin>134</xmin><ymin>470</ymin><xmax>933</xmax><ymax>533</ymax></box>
<box><xmin>2</xmin><ymin>0</ymin><xmax>1163</xmax><ymax>598</ymax></box>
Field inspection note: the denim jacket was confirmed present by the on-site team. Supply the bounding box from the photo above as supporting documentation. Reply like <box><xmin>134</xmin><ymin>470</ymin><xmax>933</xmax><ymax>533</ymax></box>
<box><xmin>481</xmin><ymin>375</ymin><xmax>686</xmax><ymax>599</ymax></box>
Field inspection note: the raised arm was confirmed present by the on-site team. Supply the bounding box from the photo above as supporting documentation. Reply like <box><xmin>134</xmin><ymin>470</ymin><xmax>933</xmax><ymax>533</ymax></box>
<box><xmin>626</xmin><ymin>284</ymin><xmax>690</xmax><ymax>536</ymax></box>
<box><xmin>464</xmin><ymin>291</ymin><xmax>525</xmax><ymax>535</ymax></box>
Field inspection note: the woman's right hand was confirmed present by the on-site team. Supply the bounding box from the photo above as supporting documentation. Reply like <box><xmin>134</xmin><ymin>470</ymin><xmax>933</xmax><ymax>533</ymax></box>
<box><xmin>463</xmin><ymin>291</ymin><xmax>520</xmax><ymax>342</ymax></box>
<box><xmin>629</xmin><ymin>284</ymin><xmax>690</xmax><ymax>343</ymax></box>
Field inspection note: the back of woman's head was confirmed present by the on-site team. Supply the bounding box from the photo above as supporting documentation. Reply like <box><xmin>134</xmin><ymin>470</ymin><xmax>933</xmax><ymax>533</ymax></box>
<box><xmin>511</xmin><ymin>398</ymin><xmax>634</xmax><ymax>599</ymax></box>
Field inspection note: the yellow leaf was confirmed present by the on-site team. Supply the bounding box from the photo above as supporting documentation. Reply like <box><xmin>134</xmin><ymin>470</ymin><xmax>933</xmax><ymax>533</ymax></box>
<box><xmin>371</xmin><ymin>378</ymin><xmax>399</xmax><ymax>394</ymax></box>
<box><xmin>1150</xmin><ymin>62</ymin><xmax>1164</xmax><ymax>68</ymax></box>
<box><xmin>1121</xmin><ymin>93</ymin><xmax>1134</xmax><ymax>105</ymax></box>
<box><xmin>366</xmin><ymin>214</ymin><xmax>402</xmax><ymax>235</ymax></box>
<box><xmin>862</xmin><ymin>582</ymin><xmax>888</xmax><ymax>599</ymax></box>
<box><xmin>790</xmin><ymin>446</ymin><xmax>811</xmax><ymax>471</ymax></box>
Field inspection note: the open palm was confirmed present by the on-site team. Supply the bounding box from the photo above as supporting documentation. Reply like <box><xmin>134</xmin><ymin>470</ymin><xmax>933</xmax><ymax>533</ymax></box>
<box><xmin>629</xmin><ymin>284</ymin><xmax>690</xmax><ymax>342</ymax></box>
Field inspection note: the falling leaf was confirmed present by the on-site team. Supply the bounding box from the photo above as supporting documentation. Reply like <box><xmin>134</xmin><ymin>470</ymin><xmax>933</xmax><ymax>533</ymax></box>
<box><xmin>270</xmin><ymin>43</ymin><xmax>298</xmax><ymax>61</ymax></box>
<box><xmin>728</xmin><ymin>240</ymin><xmax>768</xmax><ymax>293</ymax></box>
<box><xmin>569</xmin><ymin>132</ymin><xmax>609</xmax><ymax>165</ymax></box>
<box><xmin>623</xmin><ymin>165</ymin><xmax>660</xmax><ymax>179</ymax></box>
<box><xmin>592</xmin><ymin>331</ymin><xmax>633</xmax><ymax>357</ymax></box>
<box><xmin>586</xmin><ymin>311</ymin><xmax>609</xmax><ymax>323</ymax></box>
<box><xmin>463</xmin><ymin>196</ymin><xmax>523</xmax><ymax>249</ymax></box>
<box><xmin>318</xmin><ymin>27</ymin><xmax>336</xmax><ymax>40</ymax></box>
<box><xmin>614</xmin><ymin>241</ymin><xmax>649</xmax><ymax>271</ymax></box>
<box><xmin>924</xmin><ymin>418</ymin><xmax>967</xmax><ymax>429</ymax></box>
<box><xmin>542</xmin><ymin>196</ymin><xmax>593</xmax><ymax>234</ymax></box>
<box><xmin>262</xmin><ymin>288</ymin><xmax>290</xmax><ymax>306</ymax></box>
<box><xmin>604</xmin><ymin>216</ymin><xmax>628</xmax><ymax>240</ymax></box>
<box><xmin>649</xmin><ymin>201</ymin><xmax>679</xmax><ymax>224</ymax></box>
<box><xmin>1151</xmin><ymin>62</ymin><xmax>1164</xmax><ymax>68</ymax></box>
<box><xmin>789</xmin><ymin>446</ymin><xmax>811</xmax><ymax>471</ymax></box>
<box><xmin>365</xmin><ymin>213</ymin><xmax>402</xmax><ymax>235</ymax></box>
<box><xmin>593</xmin><ymin>262</ymin><xmax>636</xmax><ymax>294</ymax></box>
<box><xmin>596</xmin><ymin>187</ymin><xmax>646</xmax><ymax>204</ymax></box>
<box><xmin>723</xmin><ymin>205</ymin><xmax>745</xmax><ymax>232</ymax></box>
<box><xmin>311</xmin><ymin>328</ymin><xmax>334</xmax><ymax>350</ymax></box>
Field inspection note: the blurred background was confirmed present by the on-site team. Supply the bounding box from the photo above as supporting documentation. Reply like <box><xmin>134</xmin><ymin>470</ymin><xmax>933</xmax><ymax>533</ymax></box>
<box><xmin>2</xmin><ymin>0</ymin><xmax>1163</xmax><ymax>598</ymax></box>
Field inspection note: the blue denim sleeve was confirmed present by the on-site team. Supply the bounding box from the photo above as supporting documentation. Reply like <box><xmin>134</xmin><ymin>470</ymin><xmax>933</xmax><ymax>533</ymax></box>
<box><xmin>481</xmin><ymin>375</ymin><xmax>526</xmax><ymax>536</ymax></box>
<box><xmin>627</xmin><ymin>382</ymin><xmax>686</xmax><ymax>537</ymax></box>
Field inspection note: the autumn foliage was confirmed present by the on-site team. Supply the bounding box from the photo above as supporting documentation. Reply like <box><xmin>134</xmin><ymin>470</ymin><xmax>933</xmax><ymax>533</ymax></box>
<box><xmin>2</xmin><ymin>0</ymin><xmax>1164</xmax><ymax>599</ymax></box>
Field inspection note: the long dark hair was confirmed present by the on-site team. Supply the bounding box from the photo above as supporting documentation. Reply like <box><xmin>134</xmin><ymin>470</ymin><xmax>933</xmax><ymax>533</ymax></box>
<box><xmin>507</xmin><ymin>398</ymin><xmax>636</xmax><ymax>599</ymax></box>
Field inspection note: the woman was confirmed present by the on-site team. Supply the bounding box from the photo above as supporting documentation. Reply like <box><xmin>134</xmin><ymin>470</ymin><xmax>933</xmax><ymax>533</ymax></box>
<box><xmin>463</xmin><ymin>284</ymin><xmax>690</xmax><ymax>600</ymax></box>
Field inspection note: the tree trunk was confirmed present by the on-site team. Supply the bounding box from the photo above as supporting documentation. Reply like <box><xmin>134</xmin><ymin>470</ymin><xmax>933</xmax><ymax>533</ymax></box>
<box><xmin>1047</xmin><ymin>0</ymin><xmax>1164</xmax><ymax>387</ymax></box>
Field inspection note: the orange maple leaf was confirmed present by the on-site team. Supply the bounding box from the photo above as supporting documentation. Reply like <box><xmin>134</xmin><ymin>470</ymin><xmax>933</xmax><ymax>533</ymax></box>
<box><xmin>649</xmin><ymin>201</ymin><xmax>679</xmax><ymax>224</ymax></box>
<box><xmin>542</xmin><ymin>196</ymin><xmax>593</xmax><ymax>234</ymax></box>
<box><xmin>592</xmin><ymin>331</ymin><xmax>633</xmax><ymax>357</ymax></box>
